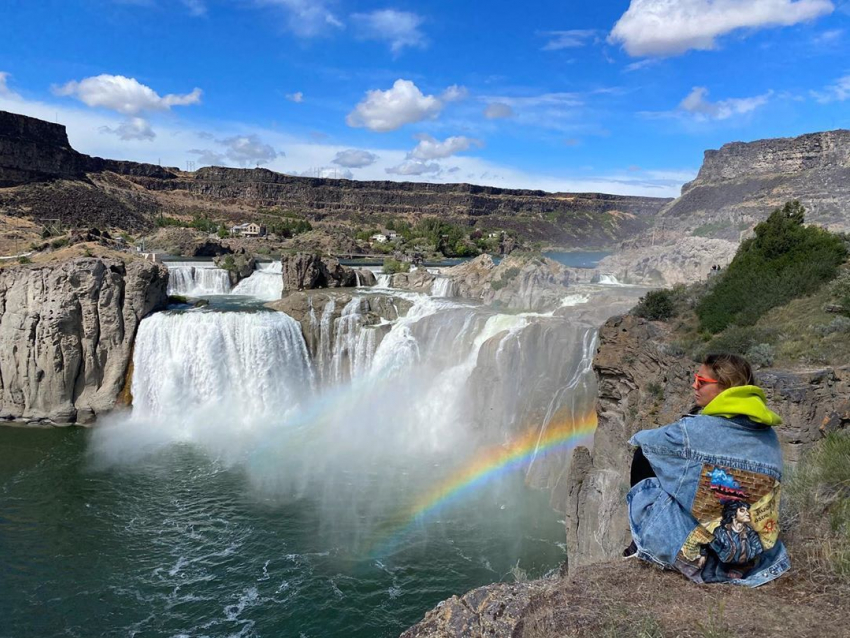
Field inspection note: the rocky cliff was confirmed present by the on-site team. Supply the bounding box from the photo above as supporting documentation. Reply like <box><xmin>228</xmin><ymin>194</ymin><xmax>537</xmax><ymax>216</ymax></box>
<box><xmin>598</xmin><ymin>129</ymin><xmax>850</xmax><ymax>285</ymax></box>
<box><xmin>0</xmin><ymin>256</ymin><xmax>168</xmax><ymax>425</ymax></box>
<box><xmin>0</xmin><ymin>110</ymin><xmax>669</xmax><ymax>248</ymax></box>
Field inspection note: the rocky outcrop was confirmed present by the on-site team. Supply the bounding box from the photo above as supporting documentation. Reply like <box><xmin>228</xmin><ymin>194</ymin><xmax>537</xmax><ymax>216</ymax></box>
<box><xmin>596</xmin><ymin>236</ymin><xmax>738</xmax><ymax>285</ymax></box>
<box><xmin>0</xmin><ymin>110</ymin><xmax>175</xmax><ymax>186</ymax></box>
<box><xmin>389</xmin><ymin>268</ymin><xmax>436</xmax><ymax>293</ymax></box>
<box><xmin>443</xmin><ymin>254</ymin><xmax>574</xmax><ymax>311</ymax></box>
<box><xmin>564</xmin><ymin>314</ymin><xmax>850</xmax><ymax>570</ymax></box>
<box><xmin>214</xmin><ymin>247</ymin><xmax>255</xmax><ymax>285</ymax></box>
<box><xmin>280</xmin><ymin>253</ymin><xmax>363</xmax><ymax>292</ymax></box>
<box><xmin>0</xmin><ymin>257</ymin><xmax>168</xmax><ymax>425</ymax></box>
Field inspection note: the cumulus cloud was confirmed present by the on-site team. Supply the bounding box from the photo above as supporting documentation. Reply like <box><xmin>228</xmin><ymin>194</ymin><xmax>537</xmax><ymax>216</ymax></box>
<box><xmin>441</xmin><ymin>84</ymin><xmax>469</xmax><ymax>102</ymax></box>
<box><xmin>299</xmin><ymin>166</ymin><xmax>354</xmax><ymax>179</ymax></box>
<box><xmin>286</xmin><ymin>91</ymin><xmax>304</xmax><ymax>103</ymax></box>
<box><xmin>609</xmin><ymin>0</ymin><xmax>835</xmax><ymax>57</ymax></box>
<box><xmin>352</xmin><ymin>9</ymin><xmax>426</xmax><ymax>53</ymax></box>
<box><xmin>408</xmin><ymin>134</ymin><xmax>483</xmax><ymax>160</ymax></box>
<box><xmin>541</xmin><ymin>29</ymin><xmax>599</xmax><ymax>50</ymax></box>
<box><xmin>258</xmin><ymin>0</ymin><xmax>343</xmax><ymax>37</ymax></box>
<box><xmin>332</xmin><ymin>149</ymin><xmax>379</xmax><ymax>168</ymax></box>
<box><xmin>811</xmin><ymin>74</ymin><xmax>850</xmax><ymax>102</ymax></box>
<box><xmin>346</xmin><ymin>79</ymin><xmax>444</xmax><ymax>132</ymax></box>
<box><xmin>188</xmin><ymin>148</ymin><xmax>228</xmax><ymax>166</ymax></box>
<box><xmin>53</xmin><ymin>74</ymin><xmax>202</xmax><ymax>115</ymax></box>
<box><xmin>484</xmin><ymin>102</ymin><xmax>514</xmax><ymax>119</ymax></box>
<box><xmin>99</xmin><ymin>117</ymin><xmax>156</xmax><ymax>141</ymax></box>
<box><xmin>218</xmin><ymin>134</ymin><xmax>280</xmax><ymax>166</ymax></box>
<box><xmin>678</xmin><ymin>86</ymin><xmax>771</xmax><ymax>120</ymax></box>
<box><xmin>386</xmin><ymin>159</ymin><xmax>442</xmax><ymax>176</ymax></box>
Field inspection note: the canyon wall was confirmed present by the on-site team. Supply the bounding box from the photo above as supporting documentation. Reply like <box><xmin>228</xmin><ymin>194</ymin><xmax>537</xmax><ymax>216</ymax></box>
<box><xmin>0</xmin><ymin>257</ymin><xmax>168</xmax><ymax>425</ymax></box>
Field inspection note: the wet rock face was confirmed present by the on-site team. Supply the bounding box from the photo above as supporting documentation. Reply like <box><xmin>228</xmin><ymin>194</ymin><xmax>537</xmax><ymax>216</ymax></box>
<box><xmin>0</xmin><ymin>257</ymin><xmax>168</xmax><ymax>425</ymax></box>
<box><xmin>564</xmin><ymin>314</ymin><xmax>850</xmax><ymax>570</ymax></box>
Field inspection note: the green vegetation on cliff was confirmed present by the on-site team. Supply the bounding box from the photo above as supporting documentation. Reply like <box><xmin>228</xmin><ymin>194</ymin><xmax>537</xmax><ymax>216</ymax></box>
<box><xmin>637</xmin><ymin>201</ymin><xmax>850</xmax><ymax>368</ymax></box>
<box><xmin>696</xmin><ymin>201</ymin><xmax>847</xmax><ymax>333</ymax></box>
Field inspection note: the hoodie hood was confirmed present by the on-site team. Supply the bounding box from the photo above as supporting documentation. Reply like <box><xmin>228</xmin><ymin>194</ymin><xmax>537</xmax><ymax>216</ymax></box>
<box><xmin>702</xmin><ymin>385</ymin><xmax>782</xmax><ymax>426</ymax></box>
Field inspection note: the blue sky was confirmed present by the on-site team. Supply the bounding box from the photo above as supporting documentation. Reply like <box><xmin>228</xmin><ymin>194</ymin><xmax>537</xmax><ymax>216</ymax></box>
<box><xmin>1</xmin><ymin>0</ymin><xmax>849</xmax><ymax>196</ymax></box>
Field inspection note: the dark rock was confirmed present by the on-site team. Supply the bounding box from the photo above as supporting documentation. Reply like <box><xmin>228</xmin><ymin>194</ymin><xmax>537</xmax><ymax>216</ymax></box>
<box><xmin>280</xmin><ymin>253</ymin><xmax>360</xmax><ymax>292</ymax></box>
<box><xmin>214</xmin><ymin>247</ymin><xmax>255</xmax><ymax>285</ymax></box>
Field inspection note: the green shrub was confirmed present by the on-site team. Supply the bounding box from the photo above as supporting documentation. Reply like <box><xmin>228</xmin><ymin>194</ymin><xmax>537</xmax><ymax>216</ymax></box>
<box><xmin>382</xmin><ymin>258</ymin><xmax>410</xmax><ymax>274</ymax></box>
<box><xmin>221</xmin><ymin>255</ymin><xmax>236</xmax><ymax>272</ymax></box>
<box><xmin>50</xmin><ymin>237</ymin><xmax>69</xmax><ymax>249</ymax></box>
<box><xmin>217</xmin><ymin>226</ymin><xmax>229</xmax><ymax>239</ymax></box>
<box><xmin>695</xmin><ymin>325</ymin><xmax>774</xmax><ymax>360</ymax></box>
<box><xmin>814</xmin><ymin>316</ymin><xmax>850</xmax><ymax>336</ymax></box>
<box><xmin>697</xmin><ymin>201</ymin><xmax>847</xmax><ymax>333</ymax></box>
<box><xmin>155</xmin><ymin>216</ymin><xmax>187</xmax><ymax>228</ymax></box>
<box><xmin>18</xmin><ymin>255</ymin><xmax>32</xmax><ymax>264</ymax></box>
<box><xmin>633</xmin><ymin>289</ymin><xmax>676</xmax><ymax>321</ymax></box>
<box><xmin>745</xmin><ymin>343</ymin><xmax>775</xmax><ymax>368</ymax></box>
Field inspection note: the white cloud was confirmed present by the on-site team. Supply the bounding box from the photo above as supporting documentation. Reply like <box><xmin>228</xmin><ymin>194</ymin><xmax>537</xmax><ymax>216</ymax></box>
<box><xmin>441</xmin><ymin>85</ymin><xmax>469</xmax><ymax>102</ymax></box>
<box><xmin>386</xmin><ymin>160</ymin><xmax>442</xmax><ymax>176</ymax></box>
<box><xmin>181</xmin><ymin>0</ymin><xmax>206</xmax><ymax>16</ymax></box>
<box><xmin>609</xmin><ymin>0</ymin><xmax>835</xmax><ymax>57</ymax></box>
<box><xmin>483</xmin><ymin>102</ymin><xmax>514</xmax><ymax>119</ymax></box>
<box><xmin>188</xmin><ymin>148</ymin><xmax>228</xmax><ymax>165</ymax></box>
<box><xmin>218</xmin><ymin>134</ymin><xmax>280</xmax><ymax>166</ymax></box>
<box><xmin>484</xmin><ymin>92</ymin><xmax>584</xmax><ymax>109</ymax></box>
<box><xmin>53</xmin><ymin>74</ymin><xmax>202</xmax><ymax>115</ymax></box>
<box><xmin>346</xmin><ymin>79</ymin><xmax>444</xmax><ymax>132</ymax></box>
<box><xmin>299</xmin><ymin>166</ymin><xmax>354</xmax><ymax>179</ymax></box>
<box><xmin>286</xmin><ymin>91</ymin><xmax>304</xmax><ymax>103</ymax></box>
<box><xmin>678</xmin><ymin>86</ymin><xmax>771</xmax><ymax>120</ymax></box>
<box><xmin>0</xmin><ymin>72</ymin><xmax>15</xmax><ymax>97</ymax></box>
<box><xmin>408</xmin><ymin>134</ymin><xmax>483</xmax><ymax>160</ymax></box>
<box><xmin>352</xmin><ymin>9</ymin><xmax>426</xmax><ymax>53</ymax></box>
<box><xmin>99</xmin><ymin>117</ymin><xmax>156</xmax><ymax>141</ymax></box>
<box><xmin>257</xmin><ymin>0</ymin><xmax>343</xmax><ymax>37</ymax></box>
<box><xmin>541</xmin><ymin>29</ymin><xmax>599</xmax><ymax>50</ymax></box>
<box><xmin>811</xmin><ymin>74</ymin><xmax>850</xmax><ymax>102</ymax></box>
<box><xmin>332</xmin><ymin>149</ymin><xmax>379</xmax><ymax>168</ymax></box>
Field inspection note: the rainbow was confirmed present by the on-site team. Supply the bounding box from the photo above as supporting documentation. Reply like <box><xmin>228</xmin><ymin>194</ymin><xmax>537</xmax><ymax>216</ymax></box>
<box><xmin>371</xmin><ymin>409</ymin><xmax>598</xmax><ymax>554</ymax></box>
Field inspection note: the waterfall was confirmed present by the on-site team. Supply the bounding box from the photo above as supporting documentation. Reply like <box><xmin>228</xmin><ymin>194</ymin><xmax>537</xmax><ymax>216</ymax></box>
<box><xmin>232</xmin><ymin>262</ymin><xmax>283</xmax><ymax>300</ymax></box>
<box><xmin>165</xmin><ymin>262</ymin><xmax>232</xmax><ymax>296</ymax></box>
<box><xmin>598</xmin><ymin>274</ymin><xmax>623</xmax><ymax>285</ymax></box>
<box><xmin>375</xmin><ymin>274</ymin><xmax>392</xmax><ymax>289</ymax></box>
<box><xmin>131</xmin><ymin>311</ymin><xmax>313</xmax><ymax>426</ymax></box>
<box><xmin>431</xmin><ymin>277</ymin><xmax>455</xmax><ymax>298</ymax></box>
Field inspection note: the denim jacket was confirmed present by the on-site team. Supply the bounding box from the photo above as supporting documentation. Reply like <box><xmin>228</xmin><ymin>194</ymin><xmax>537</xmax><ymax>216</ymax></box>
<box><xmin>627</xmin><ymin>386</ymin><xmax>790</xmax><ymax>587</ymax></box>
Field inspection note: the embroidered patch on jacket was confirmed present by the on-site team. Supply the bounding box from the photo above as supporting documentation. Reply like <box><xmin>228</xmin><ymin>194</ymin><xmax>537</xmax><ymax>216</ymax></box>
<box><xmin>677</xmin><ymin>464</ymin><xmax>780</xmax><ymax>576</ymax></box>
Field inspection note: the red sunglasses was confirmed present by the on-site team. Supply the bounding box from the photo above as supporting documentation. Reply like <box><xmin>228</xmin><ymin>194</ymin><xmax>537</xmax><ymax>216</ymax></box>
<box><xmin>693</xmin><ymin>373</ymin><xmax>719</xmax><ymax>388</ymax></box>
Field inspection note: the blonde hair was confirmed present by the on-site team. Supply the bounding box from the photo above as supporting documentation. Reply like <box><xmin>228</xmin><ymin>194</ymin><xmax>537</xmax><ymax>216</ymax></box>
<box><xmin>703</xmin><ymin>353</ymin><xmax>754</xmax><ymax>389</ymax></box>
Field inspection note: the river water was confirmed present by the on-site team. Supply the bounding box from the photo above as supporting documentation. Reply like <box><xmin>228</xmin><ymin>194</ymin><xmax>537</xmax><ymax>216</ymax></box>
<box><xmin>0</xmin><ymin>260</ymin><xmax>616</xmax><ymax>638</ymax></box>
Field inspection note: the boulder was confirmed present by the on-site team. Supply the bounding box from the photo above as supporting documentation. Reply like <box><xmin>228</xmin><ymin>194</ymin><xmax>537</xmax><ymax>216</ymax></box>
<box><xmin>280</xmin><ymin>253</ymin><xmax>361</xmax><ymax>292</ymax></box>
<box><xmin>214</xmin><ymin>247</ymin><xmax>256</xmax><ymax>285</ymax></box>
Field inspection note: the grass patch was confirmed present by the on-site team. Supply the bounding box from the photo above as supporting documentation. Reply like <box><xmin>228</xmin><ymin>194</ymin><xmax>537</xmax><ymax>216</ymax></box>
<box><xmin>783</xmin><ymin>432</ymin><xmax>850</xmax><ymax>584</ymax></box>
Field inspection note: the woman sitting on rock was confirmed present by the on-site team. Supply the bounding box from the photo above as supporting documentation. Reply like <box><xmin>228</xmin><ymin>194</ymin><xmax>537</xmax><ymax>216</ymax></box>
<box><xmin>624</xmin><ymin>353</ymin><xmax>789</xmax><ymax>586</ymax></box>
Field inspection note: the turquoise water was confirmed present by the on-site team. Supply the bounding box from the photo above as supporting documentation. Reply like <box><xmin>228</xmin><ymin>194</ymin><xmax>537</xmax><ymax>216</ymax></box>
<box><xmin>0</xmin><ymin>427</ymin><xmax>565</xmax><ymax>638</ymax></box>
<box><xmin>543</xmin><ymin>251</ymin><xmax>610</xmax><ymax>269</ymax></box>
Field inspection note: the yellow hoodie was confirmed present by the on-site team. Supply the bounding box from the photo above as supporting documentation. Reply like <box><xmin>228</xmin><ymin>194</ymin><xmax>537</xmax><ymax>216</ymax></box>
<box><xmin>702</xmin><ymin>385</ymin><xmax>783</xmax><ymax>426</ymax></box>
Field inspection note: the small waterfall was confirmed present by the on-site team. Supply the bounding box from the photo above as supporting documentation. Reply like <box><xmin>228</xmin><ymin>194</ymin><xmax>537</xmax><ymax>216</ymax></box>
<box><xmin>375</xmin><ymin>274</ymin><xmax>392</xmax><ymax>289</ymax></box>
<box><xmin>232</xmin><ymin>262</ymin><xmax>283</xmax><ymax>300</ymax></box>
<box><xmin>598</xmin><ymin>274</ymin><xmax>622</xmax><ymax>285</ymax></box>
<box><xmin>165</xmin><ymin>262</ymin><xmax>232</xmax><ymax>296</ymax></box>
<box><xmin>431</xmin><ymin>277</ymin><xmax>455</xmax><ymax>298</ymax></box>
